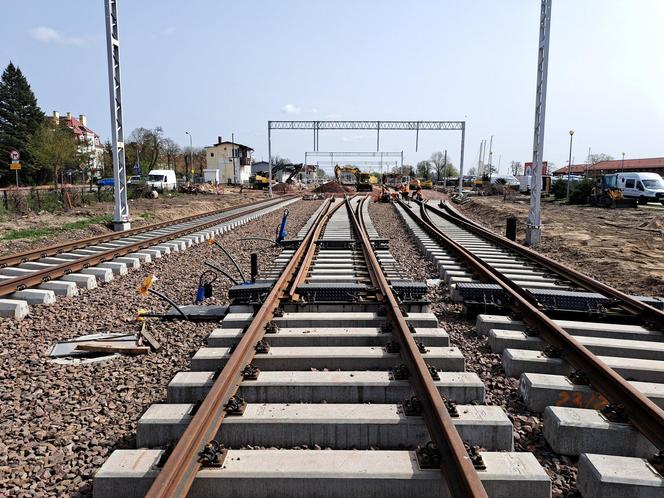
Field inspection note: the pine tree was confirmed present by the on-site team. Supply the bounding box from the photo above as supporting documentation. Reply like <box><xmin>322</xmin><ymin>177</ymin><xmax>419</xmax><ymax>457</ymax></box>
<box><xmin>0</xmin><ymin>62</ymin><xmax>45</xmax><ymax>185</ymax></box>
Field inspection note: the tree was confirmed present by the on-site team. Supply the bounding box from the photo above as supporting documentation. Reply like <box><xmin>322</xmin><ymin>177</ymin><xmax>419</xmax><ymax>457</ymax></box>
<box><xmin>467</xmin><ymin>167</ymin><xmax>476</xmax><ymax>176</ymax></box>
<box><xmin>588</xmin><ymin>153</ymin><xmax>613</xmax><ymax>165</ymax></box>
<box><xmin>416</xmin><ymin>160</ymin><xmax>432</xmax><ymax>179</ymax></box>
<box><xmin>128</xmin><ymin>126</ymin><xmax>164</xmax><ymax>170</ymax></box>
<box><xmin>27</xmin><ymin>121</ymin><xmax>78</xmax><ymax>188</ymax></box>
<box><xmin>0</xmin><ymin>62</ymin><xmax>45</xmax><ymax>185</ymax></box>
<box><xmin>162</xmin><ymin>138</ymin><xmax>181</xmax><ymax>172</ymax></box>
<box><xmin>510</xmin><ymin>161</ymin><xmax>523</xmax><ymax>175</ymax></box>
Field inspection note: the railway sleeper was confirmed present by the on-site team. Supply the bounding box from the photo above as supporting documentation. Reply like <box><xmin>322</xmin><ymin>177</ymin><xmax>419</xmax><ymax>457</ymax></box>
<box><xmin>94</xmin><ymin>448</ymin><xmax>551</xmax><ymax>498</ymax></box>
<box><xmin>167</xmin><ymin>370</ymin><xmax>485</xmax><ymax>405</ymax></box>
<box><xmin>135</xmin><ymin>402</ymin><xmax>513</xmax><ymax>451</ymax></box>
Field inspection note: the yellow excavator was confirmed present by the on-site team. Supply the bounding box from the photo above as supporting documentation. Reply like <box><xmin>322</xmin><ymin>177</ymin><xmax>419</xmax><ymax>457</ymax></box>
<box><xmin>589</xmin><ymin>174</ymin><xmax>637</xmax><ymax>208</ymax></box>
<box><xmin>334</xmin><ymin>165</ymin><xmax>373</xmax><ymax>191</ymax></box>
<box><xmin>250</xmin><ymin>173</ymin><xmax>275</xmax><ymax>189</ymax></box>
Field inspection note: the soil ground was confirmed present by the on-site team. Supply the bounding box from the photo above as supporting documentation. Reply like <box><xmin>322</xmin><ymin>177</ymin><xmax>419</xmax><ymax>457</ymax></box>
<box><xmin>0</xmin><ymin>189</ymin><xmax>276</xmax><ymax>256</ymax></box>
<box><xmin>456</xmin><ymin>196</ymin><xmax>664</xmax><ymax>297</ymax></box>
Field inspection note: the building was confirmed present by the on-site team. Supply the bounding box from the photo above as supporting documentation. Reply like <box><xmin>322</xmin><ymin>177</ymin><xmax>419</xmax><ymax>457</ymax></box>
<box><xmin>251</xmin><ymin>161</ymin><xmax>270</xmax><ymax>175</ymax></box>
<box><xmin>553</xmin><ymin>157</ymin><xmax>664</xmax><ymax>177</ymax></box>
<box><xmin>52</xmin><ymin>111</ymin><xmax>105</xmax><ymax>176</ymax></box>
<box><xmin>205</xmin><ymin>136</ymin><xmax>253</xmax><ymax>184</ymax></box>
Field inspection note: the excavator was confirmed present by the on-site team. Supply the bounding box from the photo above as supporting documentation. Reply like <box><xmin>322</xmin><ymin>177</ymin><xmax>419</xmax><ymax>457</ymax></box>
<box><xmin>589</xmin><ymin>174</ymin><xmax>637</xmax><ymax>208</ymax></box>
<box><xmin>334</xmin><ymin>165</ymin><xmax>373</xmax><ymax>191</ymax></box>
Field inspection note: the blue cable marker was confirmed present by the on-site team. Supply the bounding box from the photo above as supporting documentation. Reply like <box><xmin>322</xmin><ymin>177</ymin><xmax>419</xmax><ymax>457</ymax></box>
<box><xmin>276</xmin><ymin>209</ymin><xmax>289</xmax><ymax>243</ymax></box>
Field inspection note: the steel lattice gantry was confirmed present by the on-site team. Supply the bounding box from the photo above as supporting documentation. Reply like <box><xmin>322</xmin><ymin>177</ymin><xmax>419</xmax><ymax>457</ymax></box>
<box><xmin>267</xmin><ymin>120</ymin><xmax>466</xmax><ymax>196</ymax></box>
<box><xmin>105</xmin><ymin>0</ymin><xmax>130</xmax><ymax>230</ymax></box>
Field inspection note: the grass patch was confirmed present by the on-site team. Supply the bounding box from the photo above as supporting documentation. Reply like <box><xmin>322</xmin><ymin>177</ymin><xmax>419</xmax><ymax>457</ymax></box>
<box><xmin>1</xmin><ymin>215</ymin><xmax>112</xmax><ymax>241</ymax></box>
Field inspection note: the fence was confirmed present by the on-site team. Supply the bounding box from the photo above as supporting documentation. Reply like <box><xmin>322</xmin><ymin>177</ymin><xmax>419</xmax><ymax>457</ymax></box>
<box><xmin>0</xmin><ymin>186</ymin><xmax>117</xmax><ymax>216</ymax></box>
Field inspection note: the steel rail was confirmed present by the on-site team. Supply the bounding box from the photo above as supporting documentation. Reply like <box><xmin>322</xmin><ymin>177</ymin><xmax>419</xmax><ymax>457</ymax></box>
<box><xmin>0</xmin><ymin>196</ymin><xmax>294</xmax><ymax>268</ymax></box>
<box><xmin>145</xmin><ymin>198</ymin><xmax>338</xmax><ymax>498</ymax></box>
<box><xmin>0</xmin><ymin>197</ymin><xmax>294</xmax><ymax>298</ymax></box>
<box><xmin>436</xmin><ymin>200</ymin><xmax>664</xmax><ymax>328</ymax></box>
<box><xmin>399</xmin><ymin>198</ymin><xmax>664</xmax><ymax>450</ymax></box>
<box><xmin>352</xmin><ymin>195</ymin><xmax>488</xmax><ymax>498</ymax></box>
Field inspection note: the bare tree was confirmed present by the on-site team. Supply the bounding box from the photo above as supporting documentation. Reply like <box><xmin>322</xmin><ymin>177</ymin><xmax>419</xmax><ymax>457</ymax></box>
<box><xmin>467</xmin><ymin>167</ymin><xmax>476</xmax><ymax>176</ymax></box>
<box><xmin>162</xmin><ymin>138</ymin><xmax>181</xmax><ymax>172</ymax></box>
<box><xmin>588</xmin><ymin>153</ymin><xmax>613</xmax><ymax>165</ymax></box>
<box><xmin>509</xmin><ymin>161</ymin><xmax>523</xmax><ymax>175</ymax></box>
<box><xmin>129</xmin><ymin>126</ymin><xmax>165</xmax><ymax>169</ymax></box>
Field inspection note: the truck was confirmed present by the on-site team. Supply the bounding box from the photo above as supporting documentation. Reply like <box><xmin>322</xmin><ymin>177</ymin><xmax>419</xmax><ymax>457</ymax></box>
<box><xmin>146</xmin><ymin>169</ymin><xmax>177</xmax><ymax>192</ymax></box>
<box><xmin>616</xmin><ymin>172</ymin><xmax>664</xmax><ymax>205</ymax></box>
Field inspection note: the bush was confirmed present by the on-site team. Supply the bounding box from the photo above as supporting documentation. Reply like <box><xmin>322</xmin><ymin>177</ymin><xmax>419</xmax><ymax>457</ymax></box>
<box><xmin>550</xmin><ymin>179</ymin><xmax>568</xmax><ymax>199</ymax></box>
<box><xmin>569</xmin><ymin>178</ymin><xmax>595</xmax><ymax>204</ymax></box>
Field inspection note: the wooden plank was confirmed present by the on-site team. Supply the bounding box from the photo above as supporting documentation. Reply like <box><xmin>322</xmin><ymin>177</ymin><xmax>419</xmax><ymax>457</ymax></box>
<box><xmin>76</xmin><ymin>342</ymin><xmax>150</xmax><ymax>355</ymax></box>
<box><xmin>138</xmin><ymin>322</ymin><xmax>161</xmax><ymax>351</ymax></box>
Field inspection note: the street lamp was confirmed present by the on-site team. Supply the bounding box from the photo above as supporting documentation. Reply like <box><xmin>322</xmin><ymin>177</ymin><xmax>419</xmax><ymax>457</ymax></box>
<box><xmin>622</xmin><ymin>152</ymin><xmax>625</xmax><ymax>172</ymax></box>
<box><xmin>185</xmin><ymin>131</ymin><xmax>193</xmax><ymax>182</ymax></box>
<box><xmin>566</xmin><ymin>130</ymin><xmax>574</xmax><ymax>202</ymax></box>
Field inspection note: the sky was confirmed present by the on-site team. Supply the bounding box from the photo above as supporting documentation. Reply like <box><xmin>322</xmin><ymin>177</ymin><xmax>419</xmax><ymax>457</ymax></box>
<box><xmin>2</xmin><ymin>0</ymin><xmax>664</xmax><ymax>175</ymax></box>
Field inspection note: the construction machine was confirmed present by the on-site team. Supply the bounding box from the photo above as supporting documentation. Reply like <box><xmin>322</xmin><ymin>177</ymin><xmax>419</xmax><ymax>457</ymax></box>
<box><xmin>250</xmin><ymin>173</ymin><xmax>274</xmax><ymax>190</ymax></box>
<box><xmin>356</xmin><ymin>172</ymin><xmax>373</xmax><ymax>192</ymax></box>
<box><xmin>589</xmin><ymin>174</ymin><xmax>637</xmax><ymax>208</ymax></box>
<box><xmin>334</xmin><ymin>165</ymin><xmax>360</xmax><ymax>186</ymax></box>
<box><xmin>410</xmin><ymin>178</ymin><xmax>433</xmax><ymax>189</ymax></box>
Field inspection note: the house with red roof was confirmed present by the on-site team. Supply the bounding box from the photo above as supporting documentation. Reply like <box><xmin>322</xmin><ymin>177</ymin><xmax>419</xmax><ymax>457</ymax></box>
<box><xmin>52</xmin><ymin>111</ymin><xmax>105</xmax><ymax>176</ymax></box>
<box><xmin>553</xmin><ymin>157</ymin><xmax>664</xmax><ymax>177</ymax></box>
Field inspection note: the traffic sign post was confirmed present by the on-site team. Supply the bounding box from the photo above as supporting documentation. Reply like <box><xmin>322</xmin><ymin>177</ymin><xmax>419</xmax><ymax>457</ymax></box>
<box><xmin>8</xmin><ymin>150</ymin><xmax>20</xmax><ymax>187</ymax></box>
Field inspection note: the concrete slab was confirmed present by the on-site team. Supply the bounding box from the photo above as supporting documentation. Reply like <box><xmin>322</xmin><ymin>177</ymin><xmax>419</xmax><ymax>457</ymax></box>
<box><xmin>17</xmin><ymin>261</ymin><xmax>55</xmax><ymax>271</ymax></box>
<box><xmin>137</xmin><ymin>402</ymin><xmax>512</xmax><ymax>450</ymax></box>
<box><xmin>0</xmin><ymin>299</ymin><xmax>29</xmax><ymax>320</ymax></box>
<box><xmin>128</xmin><ymin>252</ymin><xmax>152</xmax><ymax>263</ymax></box>
<box><xmin>191</xmin><ymin>346</ymin><xmax>465</xmax><ymax>372</ymax></box>
<box><xmin>98</xmin><ymin>262</ymin><xmax>128</xmax><ymax>275</ymax></box>
<box><xmin>38</xmin><ymin>280</ymin><xmax>78</xmax><ymax>297</ymax></box>
<box><xmin>476</xmin><ymin>314</ymin><xmax>664</xmax><ymax>342</ymax></box>
<box><xmin>81</xmin><ymin>267</ymin><xmax>114</xmax><ymax>283</ymax></box>
<box><xmin>0</xmin><ymin>267</ymin><xmax>35</xmax><ymax>277</ymax></box>
<box><xmin>141</xmin><ymin>249</ymin><xmax>162</xmax><ymax>259</ymax></box>
<box><xmin>543</xmin><ymin>406</ymin><xmax>657</xmax><ymax>457</ymax></box>
<box><xmin>38</xmin><ymin>257</ymin><xmax>73</xmax><ymax>265</ymax></box>
<box><xmin>577</xmin><ymin>453</ymin><xmax>664</xmax><ymax>498</ymax></box>
<box><xmin>94</xmin><ymin>449</ymin><xmax>551</xmax><ymax>498</ymax></box>
<box><xmin>113</xmin><ymin>257</ymin><xmax>141</xmax><ymax>269</ymax></box>
<box><xmin>502</xmin><ymin>348</ymin><xmax>571</xmax><ymax>377</ymax></box>
<box><xmin>10</xmin><ymin>289</ymin><xmax>56</xmax><ymax>305</ymax></box>
<box><xmin>60</xmin><ymin>273</ymin><xmax>97</xmax><ymax>290</ymax></box>
<box><xmin>222</xmin><ymin>312</ymin><xmax>439</xmax><ymax>329</ymax></box>
<box><xmin>520</xmin><ymin>372</ymin><xmax>664</xmax><ymax>411</ymax></box>
<box><xmin>151</xmin><ymin>245</ymin><xmax>171</xmax><ymax>255</ymax></box>
<box><xmin>207</xmin><ymin>327</ymin><xmax>449</xmax><ymax>348</ymax></box>
<box><xmin>168</xmin><ymin>370</ymin><xmax>485</xmax><ymax>404</ymax></box>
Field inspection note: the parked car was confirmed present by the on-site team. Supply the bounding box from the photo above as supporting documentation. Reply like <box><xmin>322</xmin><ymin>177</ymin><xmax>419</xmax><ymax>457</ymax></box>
<box><xmin>616</xmin><ymin>172</ymin><xmax>664</xmax><ymax>205</ymax></box>
<box><xmin>128</xmin><ymin>175</ymin><xmax>144</xmax><ymax>185</ymax></box>
<box><xmin>146</xmin><ymin>169</ymin><xmax>177</xmax><ymax>192</ymax></box>
<box><xmin>96</xmin><ymin>177</ymin><xmax>114</xmax><ymax>187</ymax></box>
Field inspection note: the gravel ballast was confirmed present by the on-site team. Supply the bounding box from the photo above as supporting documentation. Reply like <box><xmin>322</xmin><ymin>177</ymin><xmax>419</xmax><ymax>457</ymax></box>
<box><xmin>368</xmin><ymin>200</ymin><xmax>577</xmax><ymax>498</ymax></box>
<box><xmin>0</xmin><ymin>199</ymin><xmax>321</xmax><ymax>497</ymax></box>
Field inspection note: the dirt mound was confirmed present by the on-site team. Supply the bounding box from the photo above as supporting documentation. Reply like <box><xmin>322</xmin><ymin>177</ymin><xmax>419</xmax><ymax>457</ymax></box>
<box><xmin>272</xmin><ymin>183</ymin><xmax>294</xmax><ymax>193</ymax></box>
<box><xmin>314</xmin><ymin>181</ymin><xmax>348</xmax><ymax>193</ymax></box>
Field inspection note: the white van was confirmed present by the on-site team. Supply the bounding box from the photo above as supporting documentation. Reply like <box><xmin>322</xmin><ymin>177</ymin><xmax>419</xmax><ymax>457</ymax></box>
<box><xmin>146</xmin><ymin>169</ymin><xmax>177</xmax><ymax>192</ymax></box>
<box><xmin>617</xmin><ymin>172</ymin><xmax>664</xmax><ymax>205</ymax></box>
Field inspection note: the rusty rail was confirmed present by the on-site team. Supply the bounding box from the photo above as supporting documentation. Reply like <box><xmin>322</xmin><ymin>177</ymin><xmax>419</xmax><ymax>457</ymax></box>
<box><xmin>351</xmin><ymin>196</ymin><xmax>488</xmax><ymax>498</ymax></box>
<box><xmin>399</xmin><ymin>198</ymin><xmax>664</xmax><ymax>451</ymax></box>
<box><xmin>0</xmin><ymin>197</ymin><xmax>294</xmax><ymax>298</ymax></box>
<box><xmin>145</xmin><ymin>198</ymin><xmax>337</xmax><ymax>498</ymax></box>
<box><xmin>437</xmin><ymin>199</ymin><xmax>664</xmax><ymax>328</ymax></box>
<box><xmin>0</xmin><ymin>196</ymin><xmax>294</xmax><ymax>269</ymax></box>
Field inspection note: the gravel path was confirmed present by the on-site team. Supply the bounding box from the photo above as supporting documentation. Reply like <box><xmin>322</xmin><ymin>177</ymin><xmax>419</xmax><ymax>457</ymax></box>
<box><xmin>368</xmin><ymin>200</ymin><xmax>578</xmax><ymax>498</ymax></box>
<box><xmin>0</xmin><ymin>199</ymin><xmax>321</xmax><ymax>497</ymax></box>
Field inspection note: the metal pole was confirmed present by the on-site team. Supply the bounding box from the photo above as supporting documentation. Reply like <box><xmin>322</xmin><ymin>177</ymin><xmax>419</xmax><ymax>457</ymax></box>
<box><xmin>185</xmin><ymin>131</ymin><xmax>193</xmax><ymax>182</ymax></box>
<box><xmin>415</xmin><ymin>121</ymin><xmax>419</xmax><ymax>152</ymax></box>
<box><xmin>15</xmin><ymin>169</ymin><xmax>19</xmax><ymax>188</ymax></box>
<box><xmin>566</xmin><ymin>130</ymin><xmax>574</xmax><ymax>202</ymax></box>
<box><xmin>525</xmin><ymin>0</ymin><xmax>552</xmax><ymax>246</ymax></box>
<box><xmin>231</xmin><ymin>132</ymin><xmax>236</xmax><ymax>185</ymax></box>
<box><xmin>105</xmin><ymin>0</ymin><xmax>130</xmax><ymax>231</ymax></box>
<box><xmin>443</xmin><ymin>149</ymin><xmax>448</xmax><ymax>189</ymax></box>
<box><xmin>267</xmin><ymin>122</ymin><xmax>273</xmax><ymax>198</ymax></box>
<box><xmin>458</xmin><ymin>122</ymin><xmax>465</xmax><ymax>194</ymax></box>
<box><xmin>488</xmin><ymin>135</ymin><xmax>493</xmax><ymax>181</ymax></box>
<box><xmin>622</xmin><ymin>152</ymin><xmax>625</xmax><ymax>172</ymax></box>
<box><xmin>376</xmin><ymin>121</ymin><xmax>380</xmax><ymax>152</ymax></box>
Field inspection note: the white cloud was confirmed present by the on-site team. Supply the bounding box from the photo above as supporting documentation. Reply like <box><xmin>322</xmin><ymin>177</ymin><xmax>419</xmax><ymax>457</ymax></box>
<box><xmin>281</xmin><ymin>104</ymin><xmax>302</xmax><ymax>115</ymax></box>
<box><xmin>29</xmin><ymin>26</ymin><xmax>89</xmax><ymax>47</ymax></box>
<box><xmin>311</xmin><ymin>107</ymin><xmax>318</xmax><ymax>113</ymax></box>
<box><xmin>326</xmin><ymin>112</ymin><xmax>342</xmax><ymax>119</ymax></box>
<box><xmin>162</xmin><ymin>27</ymin><xmax>176</xmax><ymax>36</ymax></box>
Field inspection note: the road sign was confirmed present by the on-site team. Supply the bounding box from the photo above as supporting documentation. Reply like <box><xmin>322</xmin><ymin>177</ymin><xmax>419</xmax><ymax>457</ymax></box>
<box><xmin>10</xmin><ymin>162</ymin><xmax>21</xmax><ymax>170</ymax></box>
<box><xmin>9</xmin><ymin>150</ymin><xmax>20</xmax><ymax>161</ymax></box>
<box><xmin>133</xmin><ymin>164</ymin><xmax>141</xmax><ymax>174</ymax></box>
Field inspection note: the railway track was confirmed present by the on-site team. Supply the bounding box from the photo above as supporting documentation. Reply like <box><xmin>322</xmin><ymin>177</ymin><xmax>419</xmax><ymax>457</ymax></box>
<box><xmin>0</xmin><ymin>196</ymin><xmax>298</xmax><ymax>320</ymax></box>
<box><xmin>94</xmin><ymin>195</ymin><xmax>551</xmax><ymax>498</ymax></box>
<box><xmin>394</xmin><ymin>197</ymin><xmax>664</xmax><ymax>497</ymax></box>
